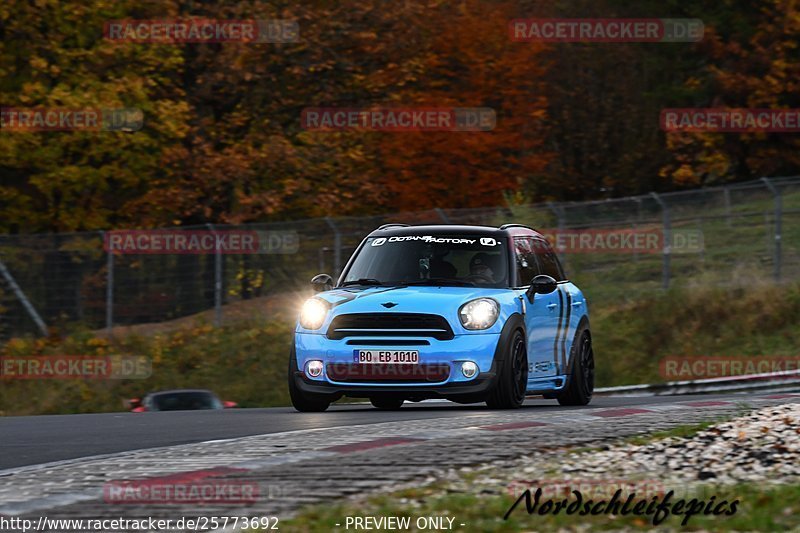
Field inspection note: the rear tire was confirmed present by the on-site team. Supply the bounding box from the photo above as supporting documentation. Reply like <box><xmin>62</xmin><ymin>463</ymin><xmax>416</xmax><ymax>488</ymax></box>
<box><xmin>486</xmin><ymin>330</ymin><xmax>528</xmax><ymax>409</ymax></box>
<box><xmin>370</xmin><ymin>397</ymin><xmax>404</xmax><ymax>410</ymax></box>
<box><xmin>556</xmin><ymin>326</ymin><xmax>594</xmax><ymax>406</ymax></box>
<box><xmin>288</xmin><ymin>350</ymin><xmax>331</xmax><ymax>412</ymax></box>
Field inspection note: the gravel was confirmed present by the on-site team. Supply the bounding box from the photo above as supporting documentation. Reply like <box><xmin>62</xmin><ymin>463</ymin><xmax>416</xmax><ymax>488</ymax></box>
<box><xmin>441</xmin><ymin>403</ymin><xmax>800</xmax><ymax>497</ymax></box>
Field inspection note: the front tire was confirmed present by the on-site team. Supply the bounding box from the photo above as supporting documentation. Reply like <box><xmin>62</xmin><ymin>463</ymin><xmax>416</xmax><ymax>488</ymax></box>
<box><xmin>556</xmin><ymin>326</ymin><xmax>594</xmax><ymax>406</ymax></box>
<box><xmin>486</xmin><ymin>329</ymin><xmax>528</xmax><ymax>409</ymax></box>
<box><xmin>288</xmin><ymin>350</ymin><xmax>331</xmax><ymax>412</ymax></box>
<box><xmin>370</xmin><ymin>397</ymin><xmax>404</xmax><ymax>410</ymax></box>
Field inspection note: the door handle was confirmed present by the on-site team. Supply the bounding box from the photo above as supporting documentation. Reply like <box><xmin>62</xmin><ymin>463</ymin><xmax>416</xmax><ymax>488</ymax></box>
<box><xmin>547</xmin><ymin>303</ymin><xmax>557</xmax><ymax>310</ymax></box>
<box><xmin>572</xmin><ymin>301</ymin><xmax>583</xmax><ymax>307</ymax></box>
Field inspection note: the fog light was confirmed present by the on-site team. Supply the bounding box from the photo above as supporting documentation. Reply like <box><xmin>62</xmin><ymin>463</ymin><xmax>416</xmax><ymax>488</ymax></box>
<box><xmin>461</xmin><ymin>361</ymin><xmax>478</xmax><ymax>379</ymax></box>
<box><xmin>306</xmin><ymin>360</ymin><xmax>324</xmax><ymax>378</ymax></box>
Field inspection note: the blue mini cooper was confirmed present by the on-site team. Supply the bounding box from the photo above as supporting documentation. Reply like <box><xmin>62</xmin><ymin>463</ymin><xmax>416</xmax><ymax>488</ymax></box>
<box><xmin>289</xmin><ymin>224</ymin><xmax>594</xmax><ymax>411</ymax></box>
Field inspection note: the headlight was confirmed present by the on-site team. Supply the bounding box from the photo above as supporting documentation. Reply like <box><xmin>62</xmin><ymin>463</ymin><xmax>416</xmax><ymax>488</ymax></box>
<box><xmin>300</xmin><ymin>298</ymin><xmax>328</xmax><ymax>330</ymax></box>
<box><xmin>459</xmin><ymin>298</ymin><xmax>499</xmax><ymax>330</ymax></box>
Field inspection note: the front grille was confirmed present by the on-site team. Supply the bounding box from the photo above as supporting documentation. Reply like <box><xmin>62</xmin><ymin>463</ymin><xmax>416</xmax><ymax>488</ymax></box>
<box><xmin>327</xmin><ymin>313</ymin><xmax>454</xmax><ymax>340</ymax></box>
<box><xmin>327</xmin><ymin>363</ymin><xmax>451</xmax><ymax>383</ymax></box>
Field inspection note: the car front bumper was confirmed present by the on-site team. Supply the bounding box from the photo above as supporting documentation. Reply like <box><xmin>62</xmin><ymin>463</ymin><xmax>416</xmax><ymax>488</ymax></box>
<box><xmin>291</xmin><ymin>367</ymin><xmax>497</xmax><ymax>400</ymax></box>
<box><xmin>293</xmin><ymin>332</ymin><xmax>501</xmax><ymax>399</ymax></box>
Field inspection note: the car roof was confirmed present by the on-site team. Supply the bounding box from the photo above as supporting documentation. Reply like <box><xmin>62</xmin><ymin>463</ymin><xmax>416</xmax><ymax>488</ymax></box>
<box><xmin>368</xmin><ymin>223</ymin><xmax>545</xmax><ymax>239</ymax></box>
<box><xmin>147</xmin><ymin>389</ymin><xmax>216</xmax><ymax>397</ymax></box>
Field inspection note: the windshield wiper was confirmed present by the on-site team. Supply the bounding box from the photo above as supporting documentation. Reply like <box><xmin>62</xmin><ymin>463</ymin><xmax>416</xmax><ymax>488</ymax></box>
<box><xmin>404</xmin><ymin>278</ymin><xmax>476</xmax><ymax>287</ymax></box>
<box><xmin>341</xmin><ymin>278</ymin><xmax>384</xmax><ymax>287</ymax></box>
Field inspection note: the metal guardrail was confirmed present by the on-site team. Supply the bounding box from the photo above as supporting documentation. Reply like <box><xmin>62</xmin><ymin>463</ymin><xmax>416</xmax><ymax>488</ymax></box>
<box><xmin>595</xmin><ymin>370</ymin><xmax>800</xmax><ymax>396</ymax></box>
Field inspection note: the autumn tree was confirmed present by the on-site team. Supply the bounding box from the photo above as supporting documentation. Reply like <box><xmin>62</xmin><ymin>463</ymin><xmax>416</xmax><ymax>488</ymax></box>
<box><xmin>366</xmin><ymin>0</ymin><xmax>551</xmax><ymax>210</ymax></box>
<box><xmin>0</xmin><ymin>0</ymin><xmax>189</xmax><ymax>233</ymax></box>
<box><xmin>659</xmin><ymin>0</ymin><xmax>800</xmax><ymax>186</ymax></box>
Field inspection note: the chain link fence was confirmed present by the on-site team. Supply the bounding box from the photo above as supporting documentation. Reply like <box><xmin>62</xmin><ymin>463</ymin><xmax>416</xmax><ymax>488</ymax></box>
<box><xmin>1</xmin><ymin>176</ymin><xmax>798</xmax><ymax>343</ymax></box>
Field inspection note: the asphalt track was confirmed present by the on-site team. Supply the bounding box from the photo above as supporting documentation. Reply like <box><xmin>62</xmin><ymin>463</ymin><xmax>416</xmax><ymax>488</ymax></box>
<box><xmin>0</xmin><ymin>391</ymin><xmax>786</xmax><ymax>471</ymax></box>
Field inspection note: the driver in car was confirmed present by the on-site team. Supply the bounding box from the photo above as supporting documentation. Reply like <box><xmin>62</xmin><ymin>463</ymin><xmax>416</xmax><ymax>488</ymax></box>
<box><xmin>469</xmin><ymin>252</ymin><xmax>497</xmax><ymax>283</ymax></box>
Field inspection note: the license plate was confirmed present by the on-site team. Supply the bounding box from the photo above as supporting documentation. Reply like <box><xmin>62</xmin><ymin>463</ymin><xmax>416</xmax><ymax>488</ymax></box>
<box><xmin>353</xmin><ymin>350</ymin><xmax>419</xmax><ymax>364</ymax></box>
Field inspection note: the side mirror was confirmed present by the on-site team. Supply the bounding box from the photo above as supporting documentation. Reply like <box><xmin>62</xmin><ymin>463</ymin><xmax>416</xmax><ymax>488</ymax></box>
<box><xmin>311</xmin><ymin>274</ymin><xmax>334</xmax><ymax>293</ymax></box>
<box><xmin>526</xmin><ymin>274</ymin><xmax>557</xmax><ymax>301</ymax></box>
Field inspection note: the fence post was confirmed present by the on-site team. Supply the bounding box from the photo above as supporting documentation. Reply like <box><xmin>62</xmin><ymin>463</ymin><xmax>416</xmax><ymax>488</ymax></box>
<box><xmin>723</xmin><ymin>186</ymin><xmax>732</xmax><ymax>228</ymax></box>
<box><xmin>697</xmin><ymin>217</ymin><xmax>705</xmax><ymax>263</ymax></box>
<box><xmin>650</xmin><ymin>192</ymin><xmax>671</xmax><ymax>289</ymax></box>
<box><xmin>547</xmin><ymin>202</ymin><xmax>566</xmax><ymax>264</ymax></box>
<box><xmin>547</xmin><ymin>202</ymin><xmax>567</xmax><ymax>269</ymax></box>
<box><xmin>761</xmin><ymin>177</ymin><xmax>782</xmax><ymax>282</ymax></box>
<box><xmin>0</xmin><ymin>255</ymin><xmax>48</xmax><ymax>337</ymax></box>
<box><xmin>325</xmin><ymin>217</ymin><xmax>342</xmax><ymax>279</ymax></box>
<box><xmin>104</xmin><ymin>232</ymin><xmax>114</xmax><ymax>338</ymax></box>
<box><xmin>633</xmin><ymin>197</ymin><xmax>642</xmax><ymax>263</ymax></box>
<box><xmin>207</xmin><ymin>223</ymin><xmax>223</xmax><ymax>327</ymax></box>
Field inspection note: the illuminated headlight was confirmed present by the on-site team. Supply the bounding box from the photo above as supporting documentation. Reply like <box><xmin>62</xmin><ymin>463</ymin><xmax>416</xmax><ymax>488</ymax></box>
<box><xmin>306</xmin><ymin>360</ymin><xmax>324</xmax><ymax>378</ymax></box>
<box><xmin>461</xmin><ymin>361</ymin><xmax>478</xmax><ymax>378</ymax></box>
<box><xmin>300</xmin><ymin>298</ymin><xmax>328</xmax><ymax>330</ymax></box>
<box><xmin>459</xmin><ymin>298</ymin><xmax>499</xmax><ymax>330</ymax></box>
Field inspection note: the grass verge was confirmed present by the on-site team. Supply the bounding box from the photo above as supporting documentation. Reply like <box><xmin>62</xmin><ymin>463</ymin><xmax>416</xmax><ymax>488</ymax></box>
<box><xmin>1</xmin><ymin>282</ymin><xmax>798</xmax><ymax>415</ymax></box>
<box><xmin>0</xmin><ymin>318</ymin><xmax>293</xmax><ymax>415</ymax></box>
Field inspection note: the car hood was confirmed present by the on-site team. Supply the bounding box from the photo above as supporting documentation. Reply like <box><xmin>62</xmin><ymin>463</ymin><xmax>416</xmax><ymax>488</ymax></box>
<box><xmin>321</xmin><ymin>285</ymin><xmax>499</xmax><ymax>312</ymax></box>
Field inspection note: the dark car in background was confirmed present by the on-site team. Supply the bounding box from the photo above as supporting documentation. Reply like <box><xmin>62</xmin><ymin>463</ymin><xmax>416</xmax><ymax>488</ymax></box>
<box><xmin>128</xmin><ymin>389</ymin><xmax>238</xmax><ymax>412</ymax></box>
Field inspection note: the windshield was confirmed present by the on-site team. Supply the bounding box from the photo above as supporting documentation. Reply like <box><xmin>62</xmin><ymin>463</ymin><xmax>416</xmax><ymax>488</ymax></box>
<box><xmin>150</xmin><ymin>392</ymin><xmax>222</xmax><ymax>411</ymax></box>
<box><xmin>343</xmin><ymin>235</ymin><xmax>508</xmax><ymax>288</ymax></box>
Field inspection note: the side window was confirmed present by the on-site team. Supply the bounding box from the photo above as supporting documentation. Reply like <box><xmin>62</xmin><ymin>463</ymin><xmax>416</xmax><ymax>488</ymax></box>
<box><xmin>533</xmin><ymin>238</ymin><xmax>565</xmax><ymax>281</ymax></box>
<box><xmin>513</xmin><ymin>238</ymin><xmax>540</xmax><ymax>286</ymax></box>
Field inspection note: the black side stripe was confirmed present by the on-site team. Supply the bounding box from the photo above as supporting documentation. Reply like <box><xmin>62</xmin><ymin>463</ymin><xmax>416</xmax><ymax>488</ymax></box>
<box><xmin>561</xmin><ymin>289</ymin><xmax>572</xmax><ymax>371</ymax></box>
<box><xmin>553</xmin><ymin>287</ymin><xmax>564</xmax><ymax>369</ymax></box>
